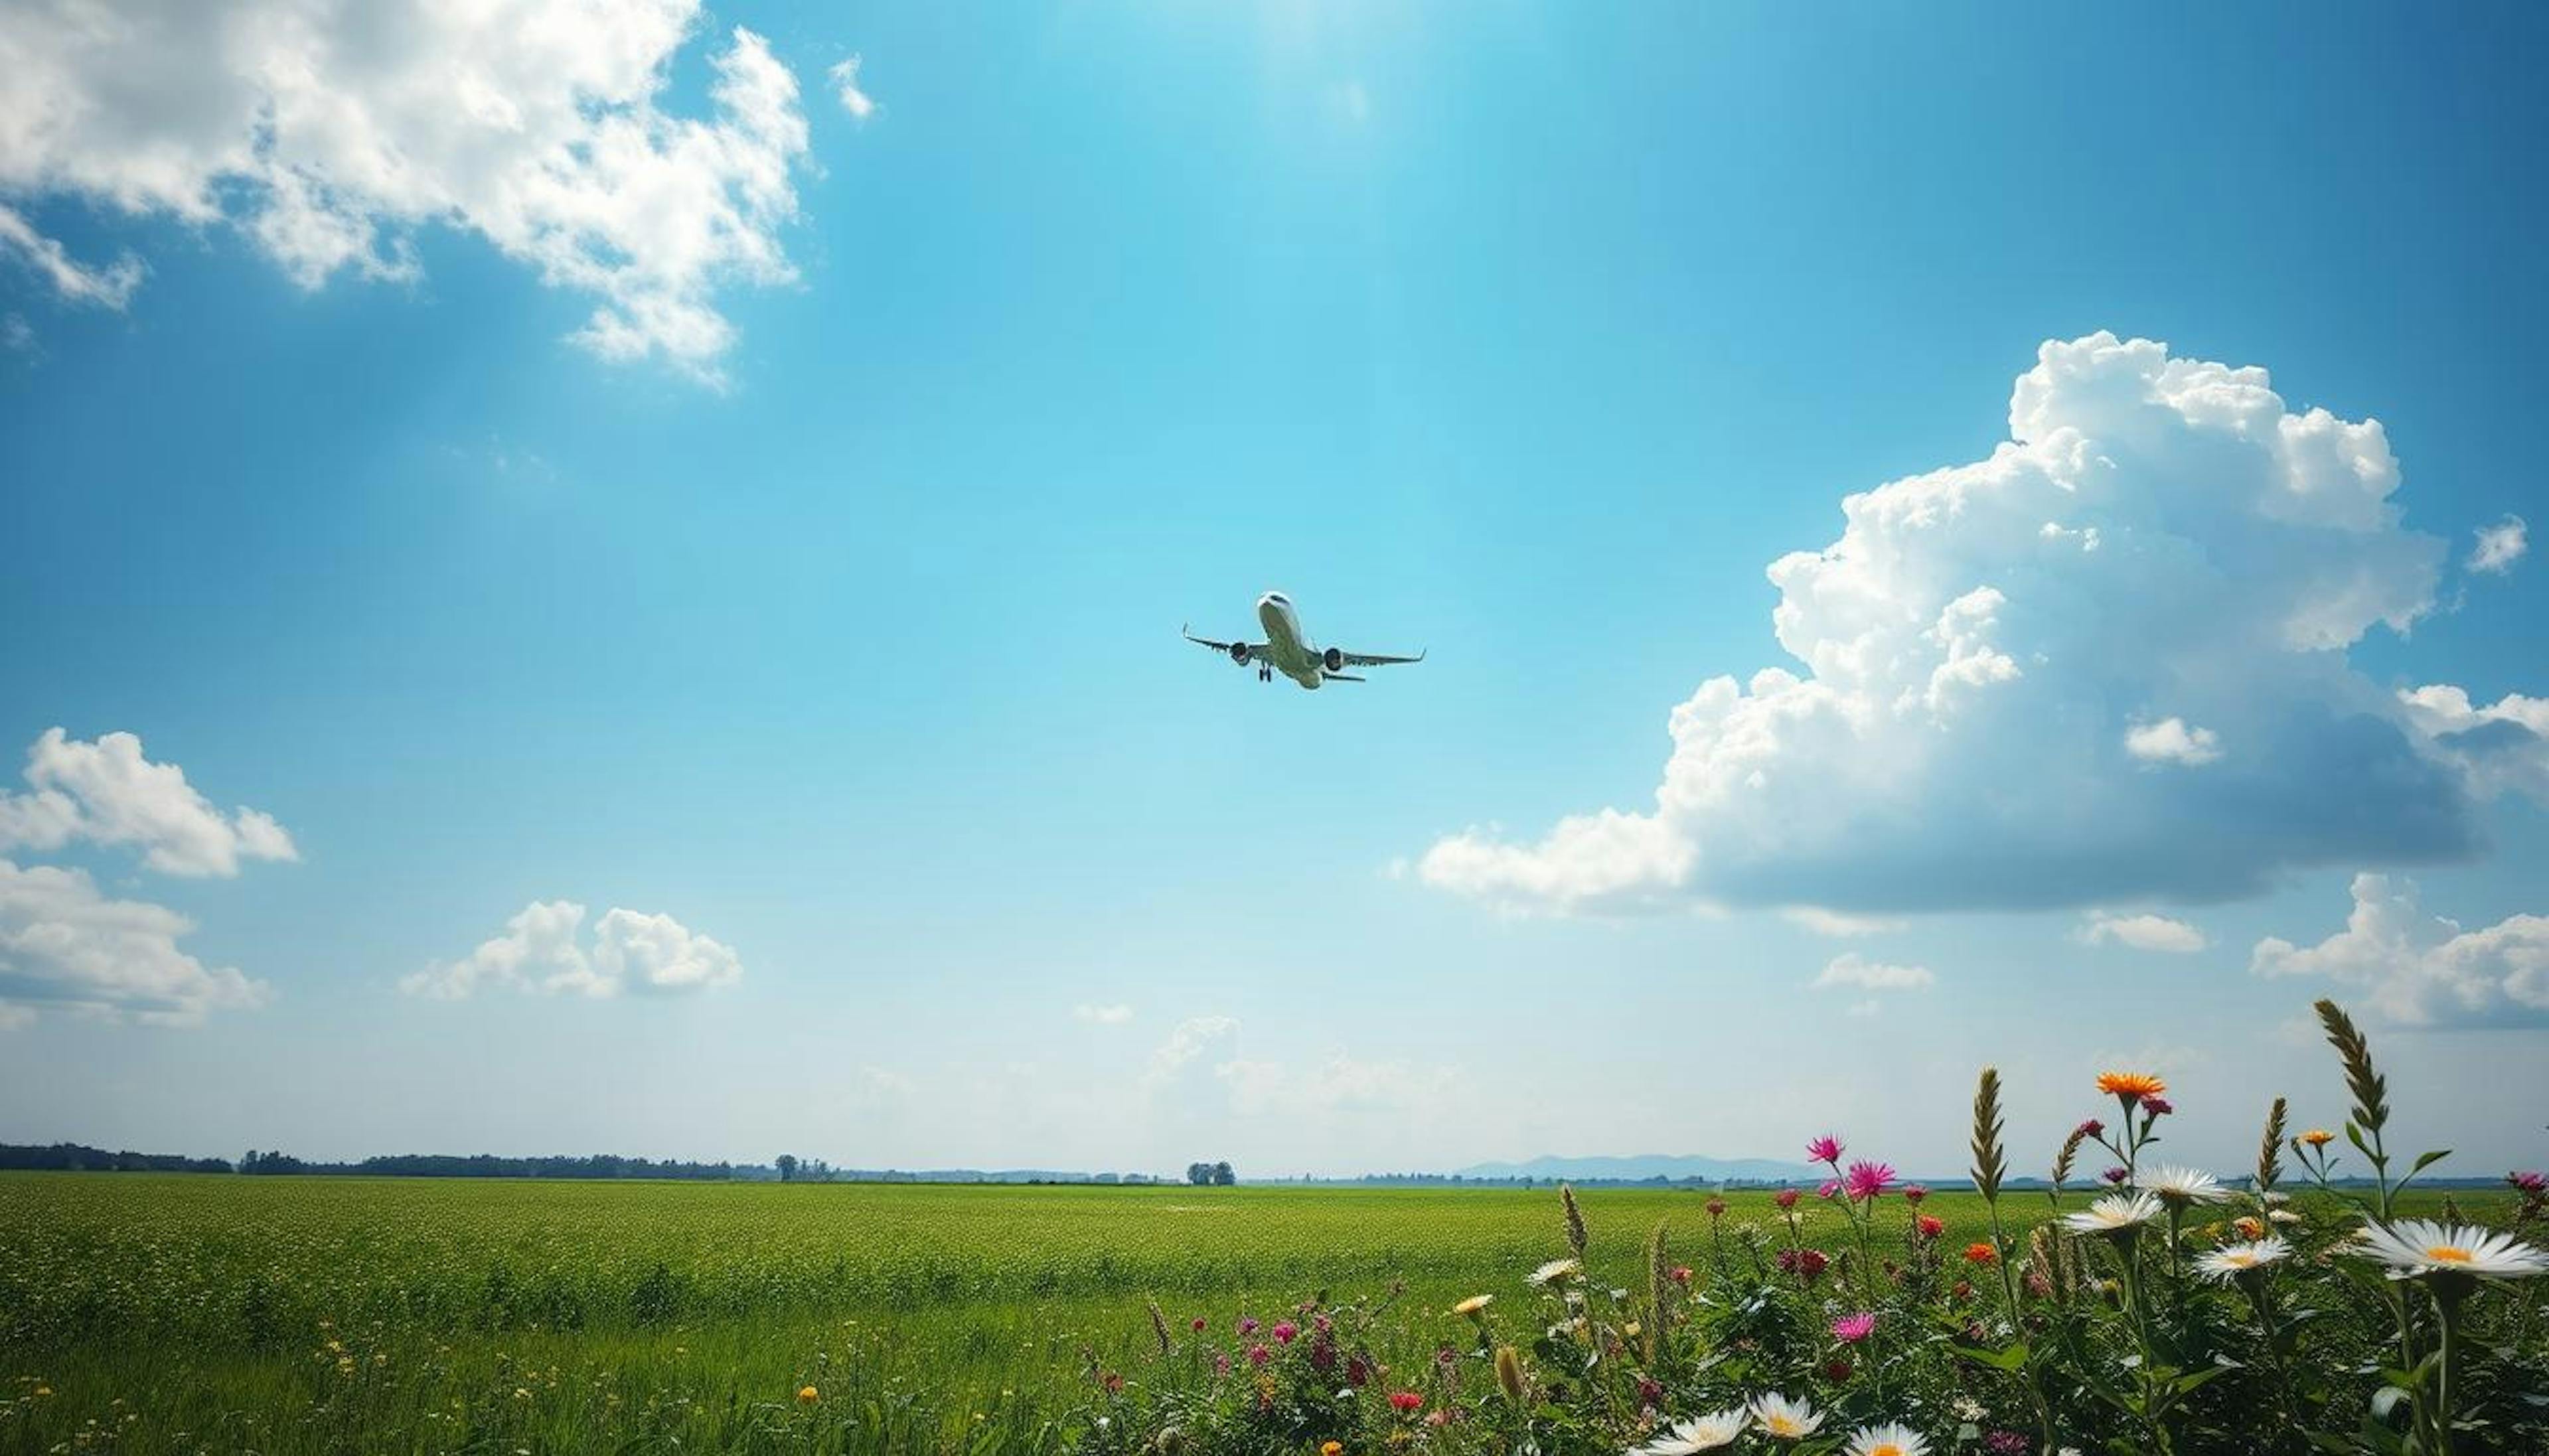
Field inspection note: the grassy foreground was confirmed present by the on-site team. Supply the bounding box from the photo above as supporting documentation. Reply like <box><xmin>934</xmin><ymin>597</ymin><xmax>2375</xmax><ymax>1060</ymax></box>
<box><xmin>3</xmin><ymin>1177</ymin><xmax>2011</xmax><ymax>1455</ymax></box>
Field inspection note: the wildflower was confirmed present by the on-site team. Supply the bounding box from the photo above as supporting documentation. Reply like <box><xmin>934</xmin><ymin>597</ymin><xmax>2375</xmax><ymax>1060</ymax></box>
<box><xmin>1902</xmin><ymin>1183</ymin><xmax>1928</xmax><ymax>1204</ymax></box>
<box><xmin>1829</xmin><ymin>1311</ymin><xmax>1877</xmax><ymax>1343</ymax></box>
<box><xmin>1271</xmin><ymin>1321</ymin><xmax>1298</xmax><ymax>1345</ymax></box>
<box><xmin>1845</xmin><ymin>1421</ymin><xmax>1931</xmax><ymax>1456</ymax></box>
<box><xmin>2140</xmin><ymin>1096</ymin><xmax>2174</xmax><ymax>1117</ymax></box>
<box><xmin>1817</xmin><ymin>1179</ymin><xmax>1841</xmax><ymax>1200</ymax></box>
<box><xmin>2354</xmin><ymin>1220</ymin><xmax>2549</xmax><ymax>1280</ymax></box>
<box><xmin>2135</xmin><ymin>1164</ymin><xmax>2230</xmax><ymax>1207</ymax></box>
<box><xmin>2099</xmin><ymin>1167</ymin><xmax>2129</xmax><ymax>1186</ymax></box>
<box><xmin>1238</xmin><ymin>1316</ymin><xmax>1259</xmax><ymax>1335</ymax></box>
<box><xmin>1705</xmin><ymin>1197</ymin><xmax>1728</xmax><ymax>1218</ymax></box>
<box><xmin>1321</xmin><ymin>1443</ymin><xmax>1342</xmax><ymax>1456</ymax></box>
<box><xmin>1528</xmin><ymin>1258</ymin><xmax>1581</xmax><ymax>1287</ymax></box>
<box><xmin>2194</xmin><ymin>1237</ymin><xmax>2291</xmax><ymax>1283</ymax></box>
<box><xmin>2076</xmin><ymin>1118</ymin><xmax>2104</xmax><ymax>1137</ymax></box>
<box><xmin>1454</xmin><ymin>1294</ymin><xmax>1492</xmax><ymax>1317</ymax></box>
<box><xmin>1963</xmin><ymin>1241</ymin><xmax>1997</xmax><ymax>1265</ymax></box>
<box><xmin>1389</xmin><ymin>1390</ymin><xmax>1423</xmax><ymax>1413</ymax></box>
<box><xmin>1245</xmin><ymin>1344</ymin><xmax>1271</xmax><ymax>1367</ymax></box>
<box><xmin>1774</xmin><ymin>1187</ymin><xmax>1801</xmax><ymax>1210</ymax></box>
<box><xmin>2268</xmin><ymin>1208</ymin><xmax>2303</xmax><ymax>1226</ymax></box>
<box><xmin>1807</xmin><ymin>1135</ymin><xmax>1845</xmax><ymax>1164</ymax></box>
<box><xmin>1825</xmin><ymin>1358</ymin><xmax>1853</xmax><ymax>1382</ymax></box>
<box><xmin>2297</xmin><ymin>1129</ymin><xmax>2335</xmax><ymax>1148</ymax></box>
<box><xmin>1843</xmin><ymin>1160</ymin><xmax>1897</xmax><ymax>1201</ymax></box>
<box><xmin>1749</xmin><ymin>1392</ymin><xmax>1823</xmax><ymax>1439</ymax></box>
<box><xmin>1494</xmin><ymin>1345</ymin><xmax>1527</xmax><ymax>1404</ymax></box>
<box><xmin>2234</xmin><ymin>1216</ymin><xmax>2266</xmax><ymax>1240</ymax></box>
<box><xmin>1951</xmin><ymin>1279</ymin><xmax>1974</xmax><ymax>1301</ymax></box>
<box><xmin>2510</xmin><ymin>1171</ymin><xmax>2547</xmax><ymax>1195</ymax></box>
<box><xmin>2096</xmin><ymin>1072</ymin><xmax>2166</xmax><ymax>1104</ymax></box>
<box><xmin>796</xmin><ymin>1386</ymin><xmax>818</xmax><ymax>1403</ymax></box>
<box><xmin>2062</xmin><ymin>1192</ymin><xmax>2163</xmax><ymax>1238</ymax></box>
<box><xmin>1635</xmin><ymin>1410</ymin><xmax>1750</xmax><ymax>1453</ymax></box>
<box><xmin>1669</xmin><ymin>1265</ymin><xmax>1693</xmax><ymax>1284</ymax></box>
<box><xmin>1915</xmin><ymin>1214</ymin><xmax>1944</xmax><ymax>1240</ymax></box>
<box><xmin>1985</xmin><ymin>1433</ymin><xmax>2030</xmax><ymax>1455</ymax></box>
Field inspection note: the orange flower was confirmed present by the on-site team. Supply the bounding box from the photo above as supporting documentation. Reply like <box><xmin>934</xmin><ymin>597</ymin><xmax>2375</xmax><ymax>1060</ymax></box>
<box><xmin>1321</xmin><ymin>1443</ymin><xmax>1343</xmax><ymax>1456</ymax></box>
<box><xmin>1963</xmin><ymin>1241</ymin><xmax>1998</xmax><ymax>1265</ymax></box>
<box><xmin>797</xmin><ymin>1386</ymin><xmax>819</xmax><ymax>1403</ymax></box>
<box><xmin>2096</xmin><ymin>1072</ymin><xmax>2167</xmax><ymax>1102</ymax></box>
<box><xmin>2234</xmin><ymin>1216</ymin><xmax>2266</xmax><ymax>1240</ymax></box>
<box><xmin>2298</xmin><ymin>1129</ymin><xmax>2335</xmax><ymax>1148</ymax></box>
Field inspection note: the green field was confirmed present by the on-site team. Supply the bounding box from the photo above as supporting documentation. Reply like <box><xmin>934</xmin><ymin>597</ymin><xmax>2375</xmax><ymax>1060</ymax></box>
<box><xmin>0</xmin><ymin>1175</ymin><xmax>2029</xmax><ymax>1454</ymax></box>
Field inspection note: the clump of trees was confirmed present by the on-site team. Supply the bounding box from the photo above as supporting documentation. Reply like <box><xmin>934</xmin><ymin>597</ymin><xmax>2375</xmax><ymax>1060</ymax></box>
<box><xmin>0</xmin><ymin>1143</ymin><xmax>232</xmax><ymax>1173</ymax></box>
<box><xmin>1185</xmin><ymin>1161</ymin><xmax>1235</xmax><ymax>1186</ymax></box>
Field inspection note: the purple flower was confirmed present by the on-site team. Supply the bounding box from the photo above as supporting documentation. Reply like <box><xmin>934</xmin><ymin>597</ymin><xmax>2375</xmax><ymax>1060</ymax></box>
<box><xmin>1829</xmin><ymin>1311</ymin><xmax>1877</xmax><ymax>1343</ymax></box>
<box><xmin>2101</xmin><ymin>1166</ymin><xmax>2129</xmax><ymax>1186</ymax></box>
<box><xmin>1237</xmin><ymin>1316</ymin><xmax>1259</xmax><ymax>1336</ymax></box>
<box><xmin>2141</xmin><ymin>1096</ymin><xmax>2174</xmax><ymax>1117</ymax></box>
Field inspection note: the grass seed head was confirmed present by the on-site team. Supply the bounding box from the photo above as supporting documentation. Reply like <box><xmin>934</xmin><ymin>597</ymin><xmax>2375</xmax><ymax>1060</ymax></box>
<box><xmin>1560</xmin><ymin>1184</ymin><xmax>1589</xmax><ymax>1262</ymax></box>
<box><xmin>2314</xmin><ymin>999</ymin><xmax>2388</xmax><ymax>1135</ymax></box>
<box><xmin>2256</xmin><ymin>1096</ymin><xmax>2288</xmax><ymax>1196</ymax></box>
<box><xmin>1969</xmin><ymin>1066</ymin><xmax>2006</xmax><ymax>1202</ymax></box>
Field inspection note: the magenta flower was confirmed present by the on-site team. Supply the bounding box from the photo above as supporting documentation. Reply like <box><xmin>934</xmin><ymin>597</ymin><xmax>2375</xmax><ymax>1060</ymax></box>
<box><xmin>1272</xmin><ymin>1321</ymin><xmax>1298</xmax><ymax>1345</ymax></box>
<box><xmin>2101</xmin><ymin>1166</ymin><xmax>2129</xmax><ymax>1186</ymax></box>
<box><xmin>2076</xmin><ymin>1118</ymin><xmax>2105</xmax><ymax>1138</ymax></box>
<box><xmin>1806</xmin><ymin>1134</ymin><xmax>1845</xmax><ymax>1164</ymax></box>
<box><xmin>1830</xmin><ymin>1311</ymin><xmax>1877</xmax><ymax>1343</ymax></box>
<box><xmin>1902</xmin><ymin>1183</ymin><xmax>1929</xmax><ymax>1205</ymax></box>
<box><xmin>2510</xmin><ymin>1171</ymin><xmax>2547</xmax><ymax>1194</ymax></box>
<box><xmin>1817</xmin><ymin>1179</ymin><xmax>1841</xmax><ymax>1200</ymax></box>
<box><xmin>1843</xmin><ymin>1159</ymin><xmax>1897</xmax><ymax>1201</ymax></box>
<box><xmin>2141</xmin><ymin>1096</ymin><xmax>2174</xmax><ymax>1117</ymax></box>
<box><xmin>1246</xmin><ymin>1343</ymin><xmax>1271</xmax><ymax>1367</ymax></box>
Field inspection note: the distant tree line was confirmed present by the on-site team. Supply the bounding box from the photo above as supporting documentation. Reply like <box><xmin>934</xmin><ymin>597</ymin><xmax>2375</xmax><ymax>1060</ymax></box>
<box><xmin>0</xmin><ymin>1142</ymin><xmax>234</xmax><ymax>1174</ymax></box>
<box><xmin>1186</xmin><ymin>1161</ymin><xmax>1235</xmax><ymax>1186</ymax></box>
<box><xmin>238</xmin><ymin>1150</ymin><xmax>751</xmax><ymax>1179</ymax></box>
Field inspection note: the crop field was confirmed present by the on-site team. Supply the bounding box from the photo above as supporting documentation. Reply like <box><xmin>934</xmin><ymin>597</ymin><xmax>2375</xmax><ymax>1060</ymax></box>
<box><xmin>4</xmin><ymin>1176</ymin><xmax>2023</xmax><ymax>1455</ymax></box>
<box><xmin>0</xmin><ymin>1172</ymin><xmax>2517</xmax><ymax>1455</ymax></box>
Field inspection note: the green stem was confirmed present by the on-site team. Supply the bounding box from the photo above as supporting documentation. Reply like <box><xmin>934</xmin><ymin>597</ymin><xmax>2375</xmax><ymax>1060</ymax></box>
<box><xmin>2116</xmin><ymin>1240</ymin><xmax>2175</xmax><ymax>1456</ymax></box>
<box><xmin>2432</xmin><ymin>1283</ymin><xmax>2463</xmax><ymax>1456</ymax></box>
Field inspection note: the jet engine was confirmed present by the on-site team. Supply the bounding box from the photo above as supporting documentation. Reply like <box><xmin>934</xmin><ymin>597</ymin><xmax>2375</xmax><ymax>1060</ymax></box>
<box><xmin>1322</xmin><ymin>646</ymin><xmax>1345</xmax><ymax>673</ymax></box>
<box><xmin>1229</xmin><ymin>642</ymin><xmax>1251</xmax><ymax>665</ymax></box>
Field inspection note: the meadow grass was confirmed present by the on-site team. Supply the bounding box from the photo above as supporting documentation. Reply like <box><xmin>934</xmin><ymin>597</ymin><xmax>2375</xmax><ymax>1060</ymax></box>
<box><xmin>0</xmin><ymin>1174</ymin><xmax>2505</xmax><ymax>1455</ymax></box>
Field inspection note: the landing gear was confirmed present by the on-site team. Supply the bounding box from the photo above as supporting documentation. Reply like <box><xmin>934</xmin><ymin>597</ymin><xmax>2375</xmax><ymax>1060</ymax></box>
<box><xmin>1258</xmin><ymin>665</ymin><xmax>1272</xmax><ymax>682</ymax></box>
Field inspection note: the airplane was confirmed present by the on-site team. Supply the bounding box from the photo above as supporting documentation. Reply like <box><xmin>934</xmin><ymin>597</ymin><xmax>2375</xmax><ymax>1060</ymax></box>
<box><xmin>1182</xmin><ymin>592</ymin><xmax>1425</xmax><ymax>690</ymax></box>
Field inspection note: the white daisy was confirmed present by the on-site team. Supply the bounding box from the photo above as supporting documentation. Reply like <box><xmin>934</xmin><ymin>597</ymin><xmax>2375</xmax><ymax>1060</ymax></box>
<box><xmin>2193</xmin><ymin>1237</ymin><xmax>2291</xmax><ymax>1283</ymax></box>
<box><xmin>1748</xmin><ymin>1392</ymin><xmax>1824</xmax><ymax>1440</ymax></box>
<box><xmin>2062</xmin><ymin>1191</ymin><xmax>2164</xmax><ymax>1236</ymax></box>
<box><xmin>1845</xmin><ymin>1421</ymin><xmax>1930</xmax><ymax>1456</ymax></box>
<box><xmin>2133</xmin><ymin>1164</ymin><xmax>2230</xmax><ymax>1206</ymax></box>
<box><xmin>1529</xmin><ymin>1258</ymin><xmax>1582</xmax><ymax>1287</ymax></box>
<box><xmin>1632</xmin><ymin>1409</ymin><xmax>1749</xmax><ymax>1454</ymax></box>
<box><xmin>2267</xmin><ymin>1208</ymin><xmax>2303</xmax><ymax>1225</ymax></box>
<box><xmin>2354</xmin><ymin>1220</ymin><xmax>2549</xmax><ymax>1280</ymax></box>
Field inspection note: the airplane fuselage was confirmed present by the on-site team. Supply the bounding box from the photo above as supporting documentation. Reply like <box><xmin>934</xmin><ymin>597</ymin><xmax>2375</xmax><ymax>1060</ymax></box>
<box><xmin>1257</xmin><ymin>592</ymin><xmax>1328</xmax><ymax>690</ymax></box>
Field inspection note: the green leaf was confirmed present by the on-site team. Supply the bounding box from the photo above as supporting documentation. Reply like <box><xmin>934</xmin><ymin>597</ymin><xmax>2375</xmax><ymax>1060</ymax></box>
<box><xmin>2406</xmin><ymin>1148</ymin><xmax>2453</xmax><ymax>1178</ymax></box>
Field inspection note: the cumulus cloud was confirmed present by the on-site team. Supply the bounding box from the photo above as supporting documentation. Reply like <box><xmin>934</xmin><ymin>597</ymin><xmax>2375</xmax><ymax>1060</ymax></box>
<box><xmin>2398</xmin><ymin>685</ymin><xmax>2549</xmax><ymax>804</ymax></box>
<box><xmin>2467</xmin><ymin>515</ymin><xmax>2527</xmax><ymax>575</ymax></box>
<box><xmin>2077</xmin><ymin>910</ymin><xmax>2208</xmax><ymax>953</ymax></box>
<box><xmin>2252</xmin><ymin>873</ymin><xmax>2548</xmax><ymax>1027</ymax></box>
<box><xmin>402</xmin><ymin>899</ymin><xmax>741</xmax><ymax>999</ymax></box>
<box><xmin>1144</xmin><ymin>1015</ymin><xmax>1239</xmax><ymax>1086</ymax></box>
<box><xmin>2124</xmin><ymin>717</ymin><xmax>2223</xmax><ymax>766</ymax></box>
<box><xmin>828</xmin><ymin>54</ymin><xmax>877</xmax><ymax>119</ymax></box>
<box><xmin>1421</xmin><ymin>332</ymin><xmax>2486</xmax><ymax>914</ymax></box>
<box><xmin>0</xmin><ymin>859</ymin><xmax>270</xmax><ymax>1025</ymax></box>
<box><xmin>0</xmin><ymin>728</ymin><xmax>296</xmax><ymax>877</ymax></box>
<box><xmin>1073</xmin><ymin>1002</ymin><xmax>1133</xmax><ymax>1025</ymax></box>
<box><xmin>0</xmin><ymin>0</ymin><xmax>817</xmax><ymax>382</ymax></box>
<box><xmin>1812</xmin><ymin>952</ymin><xmax>1934</xmax><ymax>993</ymax></box>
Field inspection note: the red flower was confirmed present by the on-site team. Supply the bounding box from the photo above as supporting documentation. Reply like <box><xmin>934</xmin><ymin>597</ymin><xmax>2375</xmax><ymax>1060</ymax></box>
<box><xmin>1902</xmin><ymin>1184</ymin><xmax>1929</xmax><ymax>1205</ymax></box>
<box><xmin>1825</xmin><ymin>1358</ymin><xmax>1853</xmax><ymax>1383</ymax></box>
<box><xmin>1705</xmin><ymin>1198</ymin><xmax>1727</xmax><ymax>1218</ymax></box>
<box><xmin>1669</xmin><ymin>1265</ymin><xmax>1693</xmax><ymax>1284</ymax></box>
<box><xmin>1916</xmin><ymin>1214</ymin><xmax>1945</xmax><ymax>1240</ymax></box>
<box><xmin>1389</xmin><ymin>1391</ymin><xmax>1425</xmax><ymax>1413</ymax></box>
<box><xmin>1774</xmin><ymin>1187</ymin><xmax>1801</xmax><ymax>1210</ymax></box>
<box><xmin>1964</xmin><ymin>1241</ymin><xmax>1998</xmax><ymax>1265</ymax></box>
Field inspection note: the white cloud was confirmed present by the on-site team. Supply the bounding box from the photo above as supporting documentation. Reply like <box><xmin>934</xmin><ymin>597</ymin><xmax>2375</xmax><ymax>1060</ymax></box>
<box><xmin>2398</xmin><ymin>684</ymin><xmax>2549</xmax><ymax>804</ymax></box>
<box><xmin>0</xmin><ymin>859</ymin><xmax>271</xmax><ymax>1025</ymax></box>
<box><xmin>828</xmin><ymin>54</ymin><xmax>877</xmax><ymax>119</ymax></box>
<box><xmin>0</xmin><ymin>728</ymin><xmax>297</xmax><ymax>877</ymax></box>
<box><xmin>2252</xmin><ymin>873</ymin><xmax>2549</xmax><ymax>1027</ymax></box>
<box><xmin>2467</xmin><ymin>515</ymin><xmax>2527</xmax><ymax>575</ymax></box>
<box><xmin>1073</xmin><ymin>1002</ymin><xmax>1133</xmax><ymax>1025</ymax></box>
<box><xmin>2124</xmin><ymin>717</ymin><xmax>2223</xmax><ymax>766</ymax></box>
<box><xmin>1780</xmin><ymin>905</ymin><xmax>1906</xmax><ymax>938</ymax></box>
<box><xmin>0</xmin><ymin>1</ymin><xmax>817</xmax><ymax>382</ymax></box>
<box><xmin>1812</xmin><ymin>952</ymin><xmax>1934</xmax><ymax>992</ymax></box>
<box><xmin>402</xmin><ymin>899</ymin><xmax>741</xmax><ymax>999</ymax></box>
<box><xmin>1421</xmin><ymin>332</ymin><xmax>2479</xmax><ymax>914</ymax></box>
<box><xmin>1216</xmin><ymin>1053</ymin><xmax>1460</xmax><ymax>1118</ymax></box>
<box><xmin>0</xmin><ymin>204</ymin><xmax>142</xmax><ymax>306</ymax></box>
<box><xmin>1144</xmin><ymin>1015</ymin><xmax>1239</xmax><ymax>1085</ymax></box>
<box><xmin>2077</xmin><ymin>910</ymin><xmax>2208</xmax><ymax>953</ymax></box>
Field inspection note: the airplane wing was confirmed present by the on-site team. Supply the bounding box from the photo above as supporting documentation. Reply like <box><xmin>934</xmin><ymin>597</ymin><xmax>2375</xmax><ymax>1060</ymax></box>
<box><xmin>1183</xmin><ymin>624</ymin><xmax>1267</xmax><ymax>663</ymax></box>
<box><xmin>1334</xmin><ymin>647</ymin><xmax>1427</xmax><ymax>668</ymax></box>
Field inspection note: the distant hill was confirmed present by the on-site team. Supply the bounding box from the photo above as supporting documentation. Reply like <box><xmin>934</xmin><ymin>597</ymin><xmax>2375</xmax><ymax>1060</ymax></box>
<box><xmin>1454</xmin><ymin>1153</ymin><xmax>1820</xmax><ymax>1184</ymax></box>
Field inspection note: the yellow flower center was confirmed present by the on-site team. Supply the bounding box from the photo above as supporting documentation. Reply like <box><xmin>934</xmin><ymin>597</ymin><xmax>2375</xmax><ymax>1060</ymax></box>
<box><xmin>2426</xmin><ymin>1245</ymin><xmax>2473</xmax><ymax>1264</ymax></box>
<box><xmin>1871</xmin><ymin>1445</ymin><xmax>1904</xmax><ymax>1456</ymax></box>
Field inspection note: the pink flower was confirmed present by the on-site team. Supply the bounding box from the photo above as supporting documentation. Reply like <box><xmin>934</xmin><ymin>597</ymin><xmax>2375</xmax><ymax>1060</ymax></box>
<box><xmin>1246</xmin><ymin>1344</ymin><xmax>1271</xmax><ymax>1367</ymax></box>
<box><xmin>1774</xmin><ymin>1187</ymin><xmax>1801</xmax><ymax>1210</ymax></box>
<box><xmin>1806</xmin><ymin>1135</ymin><xmax>1845</xmax><ymax>1164</ymax></box>
<box><xmin>1830</xmin><ymin>1311</ymin><xmax>1877</xmax><ymax>1343</ymax></box>
<box><xmin>1902</xmin><ymin>1183</ymin><xmax>1929</xmax><ymax>1205</ymax></box>
<box><xmin>1272</xmin><ymin>1321</ymin><xmax>1298</xmax><ymax>1345</ymax></box>
<box><xmin>1843</xmin><ymin>1159</ymin><xmax>1897</xmax><ymax>1201</ymax></box>
<box><xmin>1817</xmin><ymin>1179</ymin><xmax>1841</xmax><ymax>1200</ymax></box>
<box><xmin>2510</xmin><ymin>1171</ymin><xmax>2547</xmax><ymax>1194</ymax></box>
<box><xmin>2141</xmin><ymin>1096</ymin><xmax>2174</xmax><ymax>1117</ymax></box>
<box><xmin>1669</xmin><ymin>1265</ymin><xmax>1693</xmax><ymax>1284</ymax></box>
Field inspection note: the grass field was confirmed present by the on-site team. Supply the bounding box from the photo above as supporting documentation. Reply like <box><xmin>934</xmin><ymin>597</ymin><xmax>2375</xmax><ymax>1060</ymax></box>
<box><xmin>2</xmin><ymin>1173</ymin><xmax>2508</xmax><ymax>1455</ymax></box>
<box><xmin>0</xmin><ymin>1175</ymin><xmax>2031</xmax><ymax>1454</ymax></box>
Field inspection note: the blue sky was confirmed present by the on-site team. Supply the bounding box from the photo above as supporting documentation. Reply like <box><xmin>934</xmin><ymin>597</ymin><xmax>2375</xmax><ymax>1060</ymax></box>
<box><xmin>3</xmin><ymin>3</ymin><xmax>2546</xmax><ymax>1180</ymax></box>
